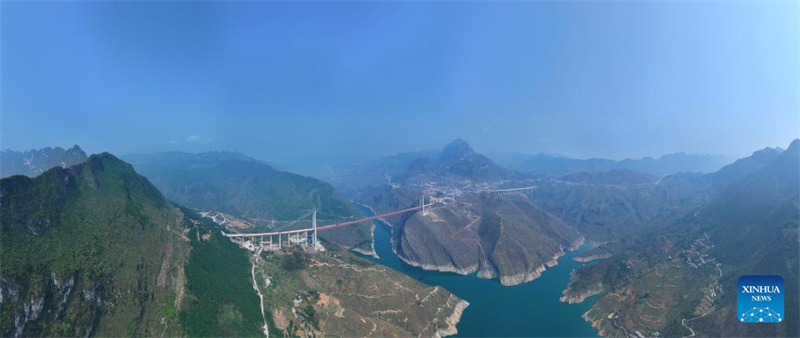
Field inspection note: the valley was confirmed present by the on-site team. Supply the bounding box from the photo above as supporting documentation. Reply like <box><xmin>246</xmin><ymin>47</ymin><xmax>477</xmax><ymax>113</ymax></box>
<box><xmin>336</xmin><ymin>140</ymin><xmax>710</xmax><ymax>287</ymax></box>
<box><xmin>4</xmin><ymin>3</ymin><xmax>797</xmax><ymax>336</ymax></box>
<box><xmin>1</xmin><ymin>139</ymin><xmax>797</xmax><ymax>337</ymax></box>
<box><xmin>360</xmin><ymin>211</ymin><xmax>601</xmax><ymax>337</ymax></box>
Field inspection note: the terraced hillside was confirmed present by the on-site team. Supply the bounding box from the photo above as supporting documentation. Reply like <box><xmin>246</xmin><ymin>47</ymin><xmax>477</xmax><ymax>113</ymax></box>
<box><xmin>254</xmin><ymin>247</ymin><xmax>468</xmax><ymax>337</ymax></box>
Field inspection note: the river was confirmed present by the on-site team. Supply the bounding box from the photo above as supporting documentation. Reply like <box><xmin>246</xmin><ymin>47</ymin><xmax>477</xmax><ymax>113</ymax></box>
<box><xmin>356</xmin><ymin>208</ymin><xmax>600</xmax><ymax>337</ymax></box>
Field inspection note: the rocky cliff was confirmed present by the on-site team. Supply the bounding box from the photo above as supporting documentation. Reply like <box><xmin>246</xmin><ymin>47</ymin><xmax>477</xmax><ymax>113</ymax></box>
<box><xmin>393</xmin><ymin>193</ymin><xmax>584</xmax><ymax>286</ymax></box>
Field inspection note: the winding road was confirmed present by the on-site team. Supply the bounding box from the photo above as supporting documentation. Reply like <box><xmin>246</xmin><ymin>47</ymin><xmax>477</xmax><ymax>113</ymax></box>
<box><xmin>251</xmin><ymin>249</ymin><xmax>270</xmax><ymax>338</ymax></box>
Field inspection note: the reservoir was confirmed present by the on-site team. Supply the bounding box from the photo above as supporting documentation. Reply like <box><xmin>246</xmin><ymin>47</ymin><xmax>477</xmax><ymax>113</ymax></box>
<box><xmin>357</xmin><ymin>208</ymin><xmax>600</xmax><ymax>337</ymax></box>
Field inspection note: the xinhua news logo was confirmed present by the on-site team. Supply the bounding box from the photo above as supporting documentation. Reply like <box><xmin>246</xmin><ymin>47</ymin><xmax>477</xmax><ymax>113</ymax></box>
<box><xmin>738</xmin><ymin>275</ymin><xmax>784</xmax><ymax>323</ymax></box>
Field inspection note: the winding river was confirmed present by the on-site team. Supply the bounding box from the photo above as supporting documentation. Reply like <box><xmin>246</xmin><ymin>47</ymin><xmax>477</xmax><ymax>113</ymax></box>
<box><xmin>357</xmin><ymin>207</ymin><xmax>600</xmax><ymax>337</ymax></box>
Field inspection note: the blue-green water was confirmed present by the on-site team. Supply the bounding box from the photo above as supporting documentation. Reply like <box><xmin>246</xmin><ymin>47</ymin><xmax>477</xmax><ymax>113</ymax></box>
<box><xmin>356</xmin><ymin>209</ymin><xmax>600</xmax><ymax>337</ymax></box>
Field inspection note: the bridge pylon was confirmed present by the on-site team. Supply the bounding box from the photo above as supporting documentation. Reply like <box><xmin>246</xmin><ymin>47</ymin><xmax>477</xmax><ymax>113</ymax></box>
<box><xmin>312</xmin><ymin>210</ymin><xmax>318</xmax><ymax>249</ymax></box>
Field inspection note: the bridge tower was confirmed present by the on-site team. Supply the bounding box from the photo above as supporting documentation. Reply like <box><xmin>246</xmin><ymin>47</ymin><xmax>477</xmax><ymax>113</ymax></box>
<box><xmin>312</xmin><ymin>210</ymin><xmax>318</xmax><ymax>249</ymax></box>
<box><xmin>421</xmin><ymin>195</ymin><xmax>428</xmax><ymax>216</ymax></box>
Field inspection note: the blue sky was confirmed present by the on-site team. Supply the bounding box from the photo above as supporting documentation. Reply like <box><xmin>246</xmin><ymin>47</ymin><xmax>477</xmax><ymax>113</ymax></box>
<box><xmin>2</xmin><ymin>1</ymin><xmax>798</xmax><ymax>163</ymax></box>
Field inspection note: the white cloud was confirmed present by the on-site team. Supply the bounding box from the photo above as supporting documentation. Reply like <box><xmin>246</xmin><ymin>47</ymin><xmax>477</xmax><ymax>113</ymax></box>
<box><xmin>169</xmin><ymin>140</ymin><xmax>178</xmax><ymax>144</ymax></box>
<box><xmin>186</xmin><ymin>134</ymin><xmax>201</xmax><ymax>142</ymax></box>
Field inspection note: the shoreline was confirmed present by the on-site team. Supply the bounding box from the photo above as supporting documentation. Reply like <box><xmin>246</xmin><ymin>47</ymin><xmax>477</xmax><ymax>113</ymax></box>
<box><xmin>395</xmin><ymin>236</ymin><xmax>587</xmax><ymax>287</ymax></box>
<box><xmin>359</xmin><ymin>201</ymin><xmax>600</xmax><ymax>336</ymax></box>
<box><xmin>436</xmin><ymin>298</ymin><xmax>470</xmax><ymax>338</ymax></box>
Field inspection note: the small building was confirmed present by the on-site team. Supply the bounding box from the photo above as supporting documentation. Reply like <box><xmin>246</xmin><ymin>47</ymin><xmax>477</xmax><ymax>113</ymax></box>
<box><xmin>293</xmin><ymin>296</ymin><xmax>303</xmax><ymax>307</ymax></box>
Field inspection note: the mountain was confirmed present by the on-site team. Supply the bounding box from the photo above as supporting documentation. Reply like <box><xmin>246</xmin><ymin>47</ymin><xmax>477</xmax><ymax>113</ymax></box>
<box><xmin>396</xmin><ymin>193</ymin><xmax>584</xmax><ymax>286</ymax></box>
<box><xmin>1</xmin><ymin>152</ymin><xmax>471</xmax><ymax>337</ymax></box>
<box><xmin>559</xmin><ymin>169</ymin><xmax>657</xmax><ymax>186</ymax></box>
<box><xmin>561</xmin><ymin>139</ymin><xmax>799</xmax><ymax>337</ymax></box>
<box><xmin>523</xmin><ymin>172</ymin><xmax>705</xmax><ymax>242</ymax></box>
<box><xmin>520</xmin><ymin>147</ymin><xmax>785</xmax><ymax>243</ymax></box>
<box><xmin>329</xmin><ymin>149</ymin><xmax>440</xmax><ymax>196</ymax></box>
<box><xmin>333</xmin><ymin>139</ymin><xmax>513</xmax><ymax>198</ymax></box>
<box><xmin>493</xmin><ymin>151</ymin><xmax>734</xmax><ymax>177</ymax></box>
<box><xmin>490</xmin><ymin>153</ymin><xmax>617</xmax><ymax>177</ymax></box>
<box><xmin>0</xmin><ymin>145</ymin><xmax>88</xmax><ymax>178</ymax></box>
<box><xmin>0</xmin><ymin>153</ymin><xmax>263</xmax><ymax>337</ymax></box>
<box><xmin>399</xmin><ymin>139</ymin><xmax>511</xmax><ymax>184</ymax></box>
<box><xmin>704</xmin><ymin>146</ymin><xmax>784</xmax><ymax>188</ymax></box>
<box><xmin>122</xmin><ymin>151</ymin><xmax>374</xmax><ymax>253</ymax></box>
<box><xmin>340</xmin><ymin>140</ymin><xmax>585</xmax><ymax>286</ymax></box>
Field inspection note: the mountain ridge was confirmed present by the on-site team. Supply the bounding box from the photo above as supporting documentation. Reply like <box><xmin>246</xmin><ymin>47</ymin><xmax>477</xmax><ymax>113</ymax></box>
<box><xmin>0</xmin><ymin>152</ymin><xmax>264</xmax><ymax>337</ymax></box>
<box><xmin>0</xmin><ymin>145</ymin><xmax>88</xmax><ymax>179</ymax></box>
<box><xmin>491</xmin><ymin>150</ymin><xmax>735</xmax><ymax>177</ymax></box>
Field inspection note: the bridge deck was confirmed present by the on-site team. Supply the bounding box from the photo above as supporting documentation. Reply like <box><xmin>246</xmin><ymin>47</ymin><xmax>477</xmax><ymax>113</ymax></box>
<box><xmin>225</xmin><ymin>203</ymin><xmax>433</xmax><ymax>238</ymax></box>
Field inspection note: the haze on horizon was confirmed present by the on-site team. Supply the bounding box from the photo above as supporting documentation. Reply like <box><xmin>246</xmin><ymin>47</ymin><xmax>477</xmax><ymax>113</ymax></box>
<box><xmin>1</xmin><ymin>1</ymin><xmax>798</xmax><ymax>164</ymax></box>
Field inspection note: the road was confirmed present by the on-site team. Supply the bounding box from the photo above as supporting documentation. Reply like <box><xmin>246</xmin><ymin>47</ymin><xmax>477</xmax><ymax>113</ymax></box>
<box><xmin>251</xmin><ymin>249</ymin><xmax>269</xmax><ymax>338</ymax></box>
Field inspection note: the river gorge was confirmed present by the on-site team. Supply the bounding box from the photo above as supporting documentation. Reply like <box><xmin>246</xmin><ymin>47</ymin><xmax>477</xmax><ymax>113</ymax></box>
<box><xmin>357</xmin><ymin>207</ymin><xmax>601</xmax><ymax>337</ymax></box>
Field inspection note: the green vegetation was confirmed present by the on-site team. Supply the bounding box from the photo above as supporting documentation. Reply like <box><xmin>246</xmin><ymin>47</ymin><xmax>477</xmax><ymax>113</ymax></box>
<box><xmin>179</xmin><ymin>210</ymin><xmax>263</xmax><ymax>337</ymax></box>
<box><xmin>281</xmin><ymin>251</ymin><xmax>310</xmax><ymax>271</ymax></box>
<box><xmin>1</xmin><ymin>153</ymin><xmax>265</xmax><ymax>337</ymax></box>
<box><xmin>1</xmin><ymin>153</ymin><xmax>181</xmax><ymax>336</ymax></box>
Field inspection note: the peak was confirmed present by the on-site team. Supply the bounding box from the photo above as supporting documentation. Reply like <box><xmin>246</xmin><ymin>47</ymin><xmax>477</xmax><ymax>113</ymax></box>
<box><xmin>446</xmin><ymin>138</ymin><xmax>470</xmax><ymax>147</ymax></box>
<box><xmin>440</xmin><ymin>139</ymin><xmax>477</xmax><ymax>163</ymax></box>
<box><xmin>84</xmin><ymin>152</ymin><xmax>131</xmax><ymax>169</ymax></box>
<box><xmin>442</xmin><ymin>139</ymin><xmax>474</xmax><ymax>155</ymax></box>
<box><xmin>88</xmin><ymin>152</ymin><xmax>118</xmax><ymax>161</ymax></box>
<box><xmin>787</xmin><ymin>139</ymin><xmax>800</xmax><ymax>151</ymax></box>
<box><xmin>66</xmin><ymin>145</ymin><xmax>87</xmax><ymax>156</ymax></box>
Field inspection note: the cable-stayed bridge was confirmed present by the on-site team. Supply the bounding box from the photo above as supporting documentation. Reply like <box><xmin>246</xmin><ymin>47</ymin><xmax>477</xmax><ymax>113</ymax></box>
<box><xmin>225</xmin><ymin>196</ymin><xmax>433</xmax><ymax>251</ymax></box>
<box><xmin>225</xmin><ymin>184</ymin><xmax>539</xmax><ymax>251</ymax></box>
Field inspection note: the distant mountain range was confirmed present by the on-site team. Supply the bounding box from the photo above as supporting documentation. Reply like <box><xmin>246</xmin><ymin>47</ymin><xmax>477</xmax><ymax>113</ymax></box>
<box><xmin>490</xmin><ymin>151</ymin><xmax>736</xmax><ymax>177</ymax></box>
<box><xmin>704</xmin><ymin>146</ymin><xmax>784</xmax><ymax>188</ymax></box>
<box><xmin>0</xmin><ymin>145</ymin><xmax>87</xmax><ymax>178</ymax></box>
